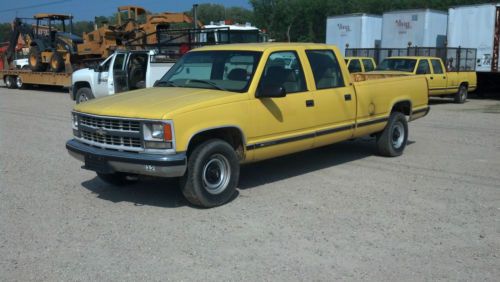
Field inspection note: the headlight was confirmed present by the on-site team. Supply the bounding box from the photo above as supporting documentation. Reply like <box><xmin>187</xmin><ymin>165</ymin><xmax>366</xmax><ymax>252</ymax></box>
<box><xmin>143</xmin><ymin>122</ymin><xmax>173</xmax><ymax>150</ymax></box>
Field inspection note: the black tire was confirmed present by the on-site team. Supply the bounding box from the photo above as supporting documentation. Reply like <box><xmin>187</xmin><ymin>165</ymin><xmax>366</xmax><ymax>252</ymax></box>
<box><xmin>28</xmin><ymin>46</ymin><xmax>45</xmax><ymax>71</ymax></box>
<box><xmin>5</xmin><ymin>76</ymin><xmax>16</xmax><ymax>89</ymax></box>
<box><xmin>180</xmin><ymin>139</ymin><xmax>240</xmax><ymax>208</ymax></box>
<box><xmin>97</xmin><ymin>172</ymin><xmax>137</xmax><ymax>186</ymax></box>
<box><xmin>76</xmin><ymin>87</ymin><xmax>94</xmax><ymax>103</ymax></box>
<box><xmin>49</xmin><ymin>52</ymin><xmax>64</xmax><ymax>72</ymax></box>
<box><xmin>454</xmin><ymin>84</ymin><xmax>467</xmax><ymax>104</ymax></box>
<box><xmin>376</xmin><ymin>112</ymin><xmax>408</xmax><ymax>157</ymax></box>
<box><xmin>15</xmin><ymin>76</ymin><xmax>27</xmax><ymax>89</ymax></box>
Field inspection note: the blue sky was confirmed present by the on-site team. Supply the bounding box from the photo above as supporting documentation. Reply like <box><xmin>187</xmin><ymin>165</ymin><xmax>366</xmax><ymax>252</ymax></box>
<box><xmin>0</xmin><ymin>0</ymin><xmax>252</xmax><ymax>23</ymax></box>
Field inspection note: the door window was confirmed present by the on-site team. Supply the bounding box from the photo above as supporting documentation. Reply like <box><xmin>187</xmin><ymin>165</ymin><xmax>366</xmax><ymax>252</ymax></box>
<box><xmin>416</xmin><ymin>60</ymin><xmax>431</xmax><ymax>74</ymax></box>
<box><xmin>259</xmin><ymin>51</ymin><xmax>306</xmax><ymax>94</ymax></box>
<box><xmin>431</xmin><ymin>59</ymin><xmax>444</xmax><ymax>74</ymax></box>
<box><xmin>348</xmin><ymin>59</ymin><xmax>362</xmax><ymax>73</ymax></box>
<box><xmin>306</xmin><ymin>50</ymin><xmax>344</xmax><ymax>89</ymax></box>
<box><xmin>113</xmin><ymin>54</ymin><xmax>126</xmax><ymax>71</ymax></box>
<box><xmin>362</xmin><ymin>59</ymin><xmax>375</xmax><ymax>72</ymax></box>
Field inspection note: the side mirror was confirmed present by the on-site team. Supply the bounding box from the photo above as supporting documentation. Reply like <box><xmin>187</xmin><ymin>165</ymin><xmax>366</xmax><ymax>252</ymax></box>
<box><xmin>96</xmin><ymin>65</ymin><xmax>104</xmax><ymax>72</ymax></box>
<box><xmin>257</xmin><ymin>85</ymin><xmax>287</xmax><ymax>98</ymax></box>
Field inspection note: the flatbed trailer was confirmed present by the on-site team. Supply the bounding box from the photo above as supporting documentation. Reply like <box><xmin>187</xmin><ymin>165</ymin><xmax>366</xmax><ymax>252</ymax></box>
<box><xmin>1</xmin><ymin>70</ymin><xmax>71</xmax><ymax>89</ymax></box>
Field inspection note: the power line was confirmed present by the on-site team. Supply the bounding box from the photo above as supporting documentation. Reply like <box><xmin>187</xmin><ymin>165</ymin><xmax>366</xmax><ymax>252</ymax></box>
<box><xmin>0</xmin><ymin>0</ymin><xmax>72</xmax><ymax>13</ymax></box>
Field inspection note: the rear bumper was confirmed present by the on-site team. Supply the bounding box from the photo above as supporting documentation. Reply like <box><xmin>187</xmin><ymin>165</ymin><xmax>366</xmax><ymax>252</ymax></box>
<box><xmin>66</xmin><ymin>139</ymin><xmax>187</xmax><ymax>177</ymax></box>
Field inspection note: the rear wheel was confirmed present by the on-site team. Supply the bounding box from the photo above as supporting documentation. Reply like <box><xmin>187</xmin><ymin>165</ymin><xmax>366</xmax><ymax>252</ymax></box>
<box><xmin>15</xmin><ymin>76</ymin><xmax>26</xmax><ymax>89</ymax></box>
<box><xmin>180</xmin><ymin>139</ymin><xmax>240</xmax><ymax>208</ymax></box>
<box><xmin>76</xmin><ymin>87</ymin><xmax>94</xmax><ymax>103</ymax></box>
<box><xmin>49</xmin><ymin>52</ymin><xmax>64</xmax><ymax>72</ymax></box>
<box><xmin>5</xmin><ymin>75</ymin><xmax>16</xmax><ymax>89</ymax></box>
<box><xmin>28</xmin><ymin>46</ymin><xmax>45</xmax><ymax>71</ymax></box>
<box><xmin>454</xmin><ymin>84</ymin><xmax>467</xmax><ymax>104</ymax></box>
<box><xmin>376</xmin><ymin>112</ymin><xmax>408</xmax><ymax>157</ymax></box>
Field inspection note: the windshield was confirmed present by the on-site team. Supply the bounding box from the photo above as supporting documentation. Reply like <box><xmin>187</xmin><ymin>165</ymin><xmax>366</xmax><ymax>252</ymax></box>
<box><xmin>158</xmin><ymin>51</ymin><xmax>262</xmax><ymax>92</ymax></box>
<box><xmin>376</xmin><ymin>59</ymin><xmax>417</xmax><ymax>72</ymax></box>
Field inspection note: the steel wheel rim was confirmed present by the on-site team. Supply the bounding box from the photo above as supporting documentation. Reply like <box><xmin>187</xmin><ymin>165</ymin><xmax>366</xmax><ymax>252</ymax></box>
<box><xmin>16</xmin><ymin>77</ymin><xmax>22</xmax><ymax>88</ymax></box>
<box><xmin>460</xmin><ymin>87</ymin><xmax>467</xmax><ymax>101</ymax></box>
<box><xmin>78</xmin><ymin>93</ymin><xmax>88</xmax><ymax>103</ymax></box>
<box><xmin>392</xmin><ymin>122</ymin><xmax>405</xmax><ymax>149</ymax></box>
<box><xmin>202</xmin><ymin>153</ymin><xmax>230</xmax><ymax>195</ymax></box>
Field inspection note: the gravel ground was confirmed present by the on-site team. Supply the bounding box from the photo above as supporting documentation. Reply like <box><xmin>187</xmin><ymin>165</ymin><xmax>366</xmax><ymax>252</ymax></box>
<box><xmin>0</xmin><ymin>86</ymin><xmax>499</xmax><ymax>281</ymax></box>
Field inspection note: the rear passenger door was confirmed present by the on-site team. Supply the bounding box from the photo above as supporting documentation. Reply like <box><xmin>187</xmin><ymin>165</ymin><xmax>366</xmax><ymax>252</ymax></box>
<box><xmin>430</xmin><ymin>59</ymin><xmax>447</xmax><ymax>95</ymax></box>
<box><xmin>305</xmin><ymin>49</ymin><xmax>356</xmax><ymax>148</ymax></box>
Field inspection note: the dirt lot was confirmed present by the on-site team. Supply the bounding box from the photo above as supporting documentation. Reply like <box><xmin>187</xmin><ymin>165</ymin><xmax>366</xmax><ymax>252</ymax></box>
<box><xmin>1</xmin><ymin>86</ymin><xmax>499</xmax><ymax>281</ymax></box>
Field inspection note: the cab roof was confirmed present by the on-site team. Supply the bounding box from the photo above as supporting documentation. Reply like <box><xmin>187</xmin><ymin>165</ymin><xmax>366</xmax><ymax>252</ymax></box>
<box><xmin>194</xmin><ymin>42</ymin><xmax>336</xmax><ymax>52</ymax></box>
<box><xmin>387</xmin><ymin>56</ymin><xmax>440</xmax><ymax>60</ymax></box>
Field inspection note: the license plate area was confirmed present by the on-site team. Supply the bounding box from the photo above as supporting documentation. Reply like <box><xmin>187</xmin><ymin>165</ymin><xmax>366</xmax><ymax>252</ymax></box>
<box><xmin>84</xmin><ymin>155</ymin><xmax>113</xmax><ymax>173</ymax></box>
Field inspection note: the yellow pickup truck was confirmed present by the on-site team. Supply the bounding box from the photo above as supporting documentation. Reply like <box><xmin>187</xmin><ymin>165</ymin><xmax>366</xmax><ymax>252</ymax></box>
<box><xmin>66</xmin><ymin>43</ymin><xmax>429</xmax><ymax>207</ymax></box>
<box><xmin>376</xmin><ymin>56</ymin><xmax>477</xmax><ymax>103</ymax></box>
<box><xmin>344</xmin><ymin>56</ymin><xmax>376</xmax><ymax>73</ymax></box>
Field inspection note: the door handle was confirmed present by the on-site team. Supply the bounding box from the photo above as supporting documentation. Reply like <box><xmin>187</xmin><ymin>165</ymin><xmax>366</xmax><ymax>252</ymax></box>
<box><xmin>430</xmin><ymin>76</ymin><xmax>434</xmax><ymax>80</ymax></box>
<box><xmin>344</xmin><ymin>94</ymin><xmax>352</xmax><ymax>101</ymax></box>
<box><xmin>305</xmin><ymin>99</ymin><xmax>314</xmax><ymax>107</ymax></box>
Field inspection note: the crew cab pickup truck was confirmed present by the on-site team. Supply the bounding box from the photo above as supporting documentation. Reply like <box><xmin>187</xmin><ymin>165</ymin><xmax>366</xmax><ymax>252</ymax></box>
<box><xmin>376</xmin><ymin>56</ymin><xmax>477</xmax><ymax>103</ymax></box>
<box><xmin>345</xmin><ymin>56</ymin><xmax>376</xmax><ymax>73</ymax></box>
<box><xmin>66</xmin><ymin>43</ymin><xmax>429</xmax><ymax>208</ymax></box>
<box><xmin>70</xmin><ymin>50</ymin><xmax>174</xmax><ymax>103</ymax></box>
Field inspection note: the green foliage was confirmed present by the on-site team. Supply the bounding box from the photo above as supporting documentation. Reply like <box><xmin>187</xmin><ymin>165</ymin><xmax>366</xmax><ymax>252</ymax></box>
<box><xmin>250</xmin><ymin>0</ymin><xmax>499</xmax><ymax>42</ymax></box>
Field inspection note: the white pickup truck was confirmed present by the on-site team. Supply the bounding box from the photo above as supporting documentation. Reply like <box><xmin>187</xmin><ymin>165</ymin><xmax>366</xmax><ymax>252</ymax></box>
<box><xmin>70</xmin><ymin>50</ymin><xmax>174</xmax><ymax>103</ymax></box>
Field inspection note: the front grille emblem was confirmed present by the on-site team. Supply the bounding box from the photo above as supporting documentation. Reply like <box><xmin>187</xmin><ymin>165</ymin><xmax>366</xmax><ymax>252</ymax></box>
<box><xmin>95</xmin><ymin>128</ymin><xmax>106</xmax><ymax>136</ymax></box>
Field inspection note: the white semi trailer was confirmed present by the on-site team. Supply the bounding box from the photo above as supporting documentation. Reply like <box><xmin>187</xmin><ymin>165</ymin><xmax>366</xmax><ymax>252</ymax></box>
<box><xmin>448</xmin><ymin>3</ymin><xmax>500</xmax><ymax>92</ymax></box>
<box><xmin>326</xmin><ymin>14</ymin><xmax>382</xmax><ymax>55</ymax></box>
<box><xmin>382</xmin><ymin>9</ymin><xmax>448</xmax><ymax>48</ymax></box>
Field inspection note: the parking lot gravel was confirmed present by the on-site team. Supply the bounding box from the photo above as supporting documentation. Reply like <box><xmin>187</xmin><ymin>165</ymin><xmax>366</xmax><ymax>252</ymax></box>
<box><xmin>1</xmin><ymin>86</ymin><xmax>499</xmax><ymax>281</ymax></box>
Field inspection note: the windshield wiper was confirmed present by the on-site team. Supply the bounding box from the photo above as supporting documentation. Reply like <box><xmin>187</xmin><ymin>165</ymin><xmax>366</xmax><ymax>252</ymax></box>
<box><xmin>155</xmin><ymin>80</ymin><xmax>180</xmax><ymax>87</ymax></box>
<box><xmin>188</xmin><ymin>79</ymin><xmax>227</xmax><ymax>91</ymax></box>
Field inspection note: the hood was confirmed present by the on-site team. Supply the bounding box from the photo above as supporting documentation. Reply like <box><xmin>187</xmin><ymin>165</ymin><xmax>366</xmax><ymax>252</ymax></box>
<box><xmin>74</xmin><ymin>87</ymin><xmax>246</xmax><ymax>120</ymax></box>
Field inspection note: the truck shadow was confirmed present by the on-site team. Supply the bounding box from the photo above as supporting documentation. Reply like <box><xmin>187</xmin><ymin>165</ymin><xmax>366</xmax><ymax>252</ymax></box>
<box><xmin>81</xmin><ymin>137</ymin><xmax>414</xmax><ymax>208</ymax></box>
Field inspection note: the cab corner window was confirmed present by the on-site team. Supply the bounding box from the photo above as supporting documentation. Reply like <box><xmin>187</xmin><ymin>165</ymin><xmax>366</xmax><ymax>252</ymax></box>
<box><xmin>258</xmin><ymin>51</ymin><xmax>306</xmax><ymax>94</ymax></box>
<box><xmin>306</xmin><ymin>50</ymin><xmax>345</xmax><ymax>89</ymax></box>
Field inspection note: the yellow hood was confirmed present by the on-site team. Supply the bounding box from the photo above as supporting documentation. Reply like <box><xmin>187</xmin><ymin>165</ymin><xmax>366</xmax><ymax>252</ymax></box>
<box><xmin>74</xmin><ymin>87</ymin><xmax>246</xmax><ymax>120</ymax></box>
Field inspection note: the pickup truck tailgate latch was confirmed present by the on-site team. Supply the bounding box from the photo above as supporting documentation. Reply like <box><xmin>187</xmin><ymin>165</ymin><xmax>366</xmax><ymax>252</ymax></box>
<box><xmin>306</xmin><ymin>99</ymin><xmax>315</xmax><ymax>107</ymax></box>
<box><xmin>344</xmin><ymin>94</ymin><xmax>352</xmax><ymax>101</ymax></box>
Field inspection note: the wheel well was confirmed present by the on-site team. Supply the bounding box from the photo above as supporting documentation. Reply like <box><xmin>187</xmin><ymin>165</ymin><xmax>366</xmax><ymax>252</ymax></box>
<box><xmin>460</xmin><ymin>82</ymin><xmax>468</xmax><ymax>88</ymax></box>
<box><xmin>391</xmin><ymin>101</ymin><xmax>411</xmax><ymax>116</ymax></box>
<box><xmin>187</xmin><ymin>127</ymin><xmax>245</xmax><ymax>159</ymax></box>
<box><xmin>73</xmin><ymin>81</ymin><xmax>91</xmax><ymax>100</ymax></box>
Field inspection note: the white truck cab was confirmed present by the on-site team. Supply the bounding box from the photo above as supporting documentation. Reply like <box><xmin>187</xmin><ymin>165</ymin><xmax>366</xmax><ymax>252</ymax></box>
<box><xmin>71</xmin><ymin>50</ymin><xmax>174</xmax><ymax>103</ymax></box>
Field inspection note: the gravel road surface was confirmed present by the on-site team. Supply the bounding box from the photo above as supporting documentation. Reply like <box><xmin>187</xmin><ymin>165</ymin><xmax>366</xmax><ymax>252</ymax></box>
<box><xmin>1</xmin><ymin>87</ymin><xmax>499</xmax><ymax>281</ymax></box>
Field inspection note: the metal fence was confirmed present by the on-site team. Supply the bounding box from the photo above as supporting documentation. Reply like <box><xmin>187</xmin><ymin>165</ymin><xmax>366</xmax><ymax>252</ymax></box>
<box><xmin>346</xmin><ymin>47</ymin><xmax>477</xmax><ymax>71</ymax></box>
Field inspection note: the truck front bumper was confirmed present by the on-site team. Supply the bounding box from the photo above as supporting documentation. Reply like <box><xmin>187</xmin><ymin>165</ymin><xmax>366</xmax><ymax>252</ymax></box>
<box><xmin>66</xmin><ymin>139</ymin><xmax>187</xmax><ymax>177</ymax></box>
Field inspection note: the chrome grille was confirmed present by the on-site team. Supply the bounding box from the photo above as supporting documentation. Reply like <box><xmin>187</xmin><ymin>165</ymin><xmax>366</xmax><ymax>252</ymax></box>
<box><xmin>79</xmin><ymin>115</ymin><xmax>141</xmax><ymax>132</ymax></box>
<box><xmin>76</xmin><ymin>114</ymin><xmax>143</xmax><ymax>151</ymax></box>
<box><xmin>81</xmin><ymin>131</ymin><xmax>142</xmax><ymax>148</ymax></box>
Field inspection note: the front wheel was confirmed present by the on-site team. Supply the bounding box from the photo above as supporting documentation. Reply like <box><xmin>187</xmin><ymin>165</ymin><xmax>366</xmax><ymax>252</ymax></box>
<box><xmin>5</xmin><ymin>76</ymin><xmax>16</xmax><ymax>89</ymax></box>
<box><xmin>180</xmin><ymin>139</ymin><xmax>240</xmax><ymax>208</ymax></box>
<box><xmin>76</xmin><ymin>87</ymin><xmax>94</xmax><ymax>103</ymax></box>
<box><xmin>454</xmin><ymin>84</ymin><xmax>467</xmax><ymax>104</ymax></box>
<box><xmin>376</xmin><ymin>112</ymin><xmax>408</xmax><ymax>157</ymax></box>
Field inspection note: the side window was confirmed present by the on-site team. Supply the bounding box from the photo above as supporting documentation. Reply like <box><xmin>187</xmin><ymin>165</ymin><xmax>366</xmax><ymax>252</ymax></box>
<box><xmin>431</xmin><ymin>59</ymin><xmax>444</xmax><ymax>74</ymax></box>
<box><xmin>259</xmin><ymin>51</ymin><xmax>306</xmax><ymax>94</ymax></box>
<box><xmin>306</xmin><ymin>50</ymin><xmax>345</xmax><ymax>89</ymax></box>
<box><xmin>100</xmin><ymin>57</ymin><xmax>111</xmax><ymax>72</ymax></box>
<box><xmin>348</xmin><ymin>59</ymin><xmax>362</xmax><ymax>73</ymax></box>
<box><xmin>113</xmin><ymin>54</ymin><xmax>126</xmax><ymax>71</ymax></box>
<box><xmin>416</xmin><ymin>60</ymin><xmax>430</xmax><ymax>75</ymax></box>
<box><xmin>362</xmin><ymin>59</ymin><xmax>375</xmax><ymax>72</ymax></box>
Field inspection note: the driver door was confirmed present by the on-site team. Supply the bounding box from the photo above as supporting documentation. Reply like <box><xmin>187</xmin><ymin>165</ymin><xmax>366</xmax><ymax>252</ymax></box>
<box><xmin>249</xmin><ymin>50</ymin><xmax>315</xmax><ymax>161</ymax></box>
